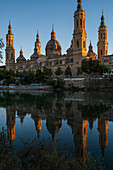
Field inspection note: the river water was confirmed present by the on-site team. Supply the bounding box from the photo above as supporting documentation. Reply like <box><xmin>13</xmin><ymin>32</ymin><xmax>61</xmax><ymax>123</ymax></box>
<box><xmin>0</xmin><ymin>90</ymin><xmax>113</xmax><ymax>169</ymax></box>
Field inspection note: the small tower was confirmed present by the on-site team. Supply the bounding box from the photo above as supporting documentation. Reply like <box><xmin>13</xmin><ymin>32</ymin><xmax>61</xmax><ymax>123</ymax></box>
<box><xmin>97</xmin><ymin>10</ymin><xmax>108</xmax><ymax>63</ymax></box>
<box><xmin>17</xmin><ymin>48</ymin><xmax>26</xmax><ymax>63</ymax></box>
<box><xmin>87</xmin><ymin>41</ymin><xmax>96</xmax><ymax>60</ymax></box>
<box><xmin>30</xmin><ymin>31</ymin><xmax>41</xmax><ymax>60</ymax></box>
<box><xmin>34</xmin><ymin>30</ymin><xmax>41</xmax><ymax>55</ymax></box>
<box><xmin>5</xmin><ymin>21</ymin><xmax>15</xmax><ymax>70</ymax></box>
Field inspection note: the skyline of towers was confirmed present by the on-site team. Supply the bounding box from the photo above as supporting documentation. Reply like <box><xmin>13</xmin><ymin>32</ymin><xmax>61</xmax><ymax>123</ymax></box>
<box><xmin>3</xmin><ymin>0</ymin><xmax>109</xmax><ymax>75</ymax></box>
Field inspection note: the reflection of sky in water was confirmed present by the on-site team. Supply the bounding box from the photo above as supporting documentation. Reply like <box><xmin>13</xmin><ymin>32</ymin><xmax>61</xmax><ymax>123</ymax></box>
<box><xmin>0</xmin><ymin>92</ymin><xmax>113</xmax><ymax>169</ymax></box>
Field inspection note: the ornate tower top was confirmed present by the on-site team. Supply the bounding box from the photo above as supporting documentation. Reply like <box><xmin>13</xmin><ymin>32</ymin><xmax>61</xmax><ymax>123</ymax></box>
<box><xmin>89</xmin><ymin>41</ymin><xmax>93</xmax><ymax>52</ymax></box>
<box><xmin>36</xmin><ymin>30</ymin><xmax>40</xmax><ymax>43</ymax></box>
<box><xmin>51</xmin><ymin>25</ymin><xmax>56</xmax><ymax>40</ymax></box>
<box><xmin>100</xmin><ymin>10</ymin><xmax>106</xmax><ymax>27</ymax></box>
<box><xmin>20</xmin><ymin>48</ymin><xmax>23</xmax><ymax>56</ymax></box>
<box><xmin>77</xmin><ymin>0</ymin><xmax>83</xmax><ymax>11</ymax></box>
<box><xmin>8</xmin><ymin>20</ymin><xmax>12</xmax><ymax>35</ymax></box>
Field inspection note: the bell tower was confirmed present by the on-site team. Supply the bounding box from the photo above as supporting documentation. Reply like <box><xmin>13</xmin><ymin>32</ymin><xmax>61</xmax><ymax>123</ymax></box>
<box><xmin>73</xmin><ymin>0</ymin><xmax>87</xmax><ymax>56</ymax></box>
<box><xmin>5</xmin><ymin>21</ymin><xmax>15</xmax><ymax>70</ymax></box>
<box><xmin>34</xmin><ymin>31</ymin><xmax>41</xmax><ymax>56</ymax></box>
<box><xmin>97</xmin><ymin>10</ymin><xmax>108</xmax><ymax>63</ymax></box>
<box><xmin>72</xmin><ymin>0</ymin><xmax>87</xmax><ymax>76</ymax></box>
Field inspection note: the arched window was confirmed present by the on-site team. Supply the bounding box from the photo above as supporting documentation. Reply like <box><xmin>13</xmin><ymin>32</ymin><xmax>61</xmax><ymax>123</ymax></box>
<box><xmin>101</xmin><ymin>50</ymin><xmax>103</xmax><ymax>56</ymax></box>
<box><xmin>11</xmin><ymin>53</ymin><xmax>13</xmax><ymax>59</ymax></box>
<box><xmin>103</xmin><ymin>33</ymin><xmax>105</xmax><ymax>39</ymax></box>
<box><xmin>80</xmin><ymin>19</ymin><xmax>82</xmax><ymax>28</ymax></box>
<box><xmin>106</xmin><ymin>50</ymin><xmax>108</xmax><ymax>55</ymax></box>
<box><xmin>83</xmin><ymin>20</ymin><xmax>85</xmax><ymax>29</ymax></box>
<box><xmin>101</xmin><ymin>34</ymin><xmax>102</xmax><ymax>39</ymax></box>
<box><xmin>77</xmin><ymin>19</ymin><xmax>78</xmax><ymax>28</ymax></box>
<box><xmin>83</xmin><ymin>41</ymin><xmax>85</xmax><ymax>48</ymax></box>
<box><xmin>76</xmin><ymin>41</ymin><xmax>79</xmax><ymax>48</ymax></box>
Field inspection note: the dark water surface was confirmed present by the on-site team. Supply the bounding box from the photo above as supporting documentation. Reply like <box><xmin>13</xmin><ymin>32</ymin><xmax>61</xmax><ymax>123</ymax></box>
<box><xmin>0</xmin><ymin>90</ymin><xmax>113</xmax><ymax>169</ymax></box>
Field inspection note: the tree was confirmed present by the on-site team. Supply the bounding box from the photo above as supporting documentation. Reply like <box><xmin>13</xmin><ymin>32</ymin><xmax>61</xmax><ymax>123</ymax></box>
<box><xmin>0</xmin><ymin>39</ymin><xmax>4</xmax><ymax>63</ymax></box>
<box><xmin>43</xmin><ymin>67</ymin><xmax>53</xmax><ymax>77</ymax></box>
<box><xmin>35</xmin><ymin>69</ymin><xmax>44</xmax><ymax>83</ymax></box>
<box><xmin>55</xmin><ymin>67</ymin><xmax>63</xmax><ymax>76</ymax></box>
<box><xmin>65</xmin><ymin>66</ymin><xmax>72</xmax><ymax>77</ymax></box>
<box><xmin>77</xmin><ymin>58</ymin><xmax>110</xmax><ymax>75</ymax></box>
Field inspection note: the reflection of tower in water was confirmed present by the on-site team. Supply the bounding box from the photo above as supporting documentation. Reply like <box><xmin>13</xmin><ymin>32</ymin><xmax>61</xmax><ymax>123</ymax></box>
<box><xmin>74</xmin><ymin>120</ymin><xmax>87</xmax><ymax>163</ymax></box>
<box><xmin>37</xmin><ymin>118</ymin><xmax>42</xmax><ymax>138</ymax></box>
<box><xmin>33</xmin><ymin>117</ymin><xmax>42</xmax><ymax>139</ymax></box>
<box><xmin>98</xmin><ymin>115</ymin><xmax>109</xmax><ymax>157</ymax></box>
<box><xmin>6</xmin><ymin>107</ymin><xmax>16</xmax><ymax>144</ymax></box>
<box><xmin>46</xmin><ymin>117</ymin><xmax>62</xmax><ymax>142</ymax></box>
<box><xmin>67</xmin><ymin>108</ymin><xmax>88</xmax><ymax>163</ymax></box>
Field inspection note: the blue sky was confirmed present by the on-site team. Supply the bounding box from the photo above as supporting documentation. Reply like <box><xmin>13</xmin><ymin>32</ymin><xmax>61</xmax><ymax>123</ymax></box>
<box><xmin>0</xmin><ymin>0</ymin><xmax>113</xmax><ymax>64</ymax></box>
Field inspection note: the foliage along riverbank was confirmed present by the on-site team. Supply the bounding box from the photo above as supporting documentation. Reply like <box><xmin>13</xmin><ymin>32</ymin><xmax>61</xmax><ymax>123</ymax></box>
<box><xmin>0</xmin><ymin>129</ymin><xmax>107</xmax><ymax>170</ymax></box>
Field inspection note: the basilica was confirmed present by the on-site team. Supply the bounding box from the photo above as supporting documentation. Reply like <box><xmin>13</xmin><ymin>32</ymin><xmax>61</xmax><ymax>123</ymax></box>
<box><xmin>3</xmin><ymin>0</ymin><xmax>109</xmax><ymax>76</ymax></box>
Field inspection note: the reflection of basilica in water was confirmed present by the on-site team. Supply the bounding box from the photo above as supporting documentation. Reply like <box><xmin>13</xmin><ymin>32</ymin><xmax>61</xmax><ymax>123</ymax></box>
<box><xmin>3</xmin><ymin>92</ymin><xmax>112</xmax><ymax>162</ymax></box>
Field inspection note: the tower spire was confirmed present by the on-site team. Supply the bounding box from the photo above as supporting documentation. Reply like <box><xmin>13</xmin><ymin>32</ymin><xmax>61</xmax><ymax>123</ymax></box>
<box><xmin>77</xmin><ymin>0</ymin><xmax>83</xmax><ymax>11</ymax></box>
<box><xmin>8</xmin><ymin>20</ymin><xmax>12</xmax><ymax>35</ymax></box>
<box><xmin>36</xmin><ymin>30</ymin><xmax>40</xmax><ymax>43</ymax></box>
<box><xmin>100</xmin><ymin>9</ymin><xmax>105</xmax><ymax>27</ymax></box>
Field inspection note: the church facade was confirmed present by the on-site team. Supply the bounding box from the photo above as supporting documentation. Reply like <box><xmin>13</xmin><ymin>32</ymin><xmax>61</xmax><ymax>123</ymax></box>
<box><xmin>4</xmin><ymin>0</ymin><xmax>109</xmax><ymax>76</ymax></box>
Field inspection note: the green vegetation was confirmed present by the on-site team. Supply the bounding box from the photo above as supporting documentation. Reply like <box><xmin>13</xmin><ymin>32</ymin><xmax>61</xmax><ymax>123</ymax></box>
<box><xmin>0</xmin><ymin>68</ymin><xmax>53</xmax><ymax>85</ymax></box>
<box><xmin>65</xmin><ymin>66</ymin><xmax>72</xmax><ymax>77</ymax></box>
<box><xmin>55</xmin><ymin>66</ymin><xmax>63</xmax><ymax>76</ymax></box>
<box><xmin>0</xmin><ymin>38</ymin><xmax>4</xmax><ymax>63</ymax></box>
<box><xmin>77</xmin><ymin>58</ymin><xmax>110</xmax><ymax>75</ymax></box>
<box><xmin>0</xmin><ymin>129</ymin><xmax>104</xmax><ymax>170</ymax></box>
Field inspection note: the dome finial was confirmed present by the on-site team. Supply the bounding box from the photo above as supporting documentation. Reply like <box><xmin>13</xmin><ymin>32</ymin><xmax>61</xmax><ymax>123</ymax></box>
<box><xmin>51</xmin><ymin>25</ymin><xmax>56</xmax><ymax>40</ymax></box>
<box><xmin>20</xmin><ymin>47</ymin><xmax>23</xmax><ymax>55</ymax></box>
<box><xmin>52</xmin><ymin>24</ymin><xmax>54</xmax><ymax>32</ymax></box>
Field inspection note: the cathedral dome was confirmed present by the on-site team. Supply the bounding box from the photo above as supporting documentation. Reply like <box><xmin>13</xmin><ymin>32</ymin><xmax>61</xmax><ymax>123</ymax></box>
<box><xmin>45</xmin><ymin>26</ymin><xmax>62</xmax><ymax>57</ymax></box>
<box><xmin>17</xmin><ymin>49</ymin><xmax>26</xmax><ymax>63</ymax></box>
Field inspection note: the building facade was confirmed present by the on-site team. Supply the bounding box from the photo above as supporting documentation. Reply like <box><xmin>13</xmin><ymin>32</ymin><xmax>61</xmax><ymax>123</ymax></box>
<box><xmin>1</xmin><ymin>0</ymin><xmax>111</xmax><ymax>75</ymax></box>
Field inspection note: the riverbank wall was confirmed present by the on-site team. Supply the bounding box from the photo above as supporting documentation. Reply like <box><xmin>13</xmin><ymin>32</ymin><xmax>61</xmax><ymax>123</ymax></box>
<box><xmin>64</xmin><ymin>78</ymin><xmax>113</xmax><ymax>91</ymax></box>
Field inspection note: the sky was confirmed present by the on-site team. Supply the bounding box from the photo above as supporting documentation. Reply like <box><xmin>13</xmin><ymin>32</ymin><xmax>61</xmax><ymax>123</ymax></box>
<box><xmin>0</xmin><ymin>0</ymin><xmax>113</xmax><ymax>65</ymax></box>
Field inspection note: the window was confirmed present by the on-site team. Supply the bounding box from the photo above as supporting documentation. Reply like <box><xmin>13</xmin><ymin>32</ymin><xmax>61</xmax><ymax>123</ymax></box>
<box><xmin>9</xmin><ymin>39</ymin><xmax>11</xmax><ymax>46</ymax></box>
<box><xmin>106</xmin><ymin>50</ymin><xmax>107</xmax><ymax>55</ymax></box>
<box><xmin>84</xmin><ymin>128</ymin><xmax>86</xmax><ymax>135</ymax></box>
<box><xmin>101</xmin><ymin>34</ymin><xmax>102</xmax><ymax>39</ymax></box>
<box><xmin>60</xmin><ymin>61</ymin><xmax>62</xmax><ymax>64</ymax></box>
<box><xmin>83</xmin><ymin>20</ymin><xmax>85</xmax><ymax>29</ymax></box>
<box><xmin>71</xmin><ymin>58</ymin><xmax>73</xmax><ymax>63</ymax></box>
<box><xmin>103</xmin><ymin>33</ymin><xmax>105</xmax><ymax>39</ymax></box>
<box><xmin>11</xmin><ymin>53</ymin><xmax>13</xmax><ymax>59</ymax></box>
<box><xmin>83</xmin><ymin>41</ymin><xmax>85</xmax><ymax>48</ymax></box>
<box><xmin>80</xmin><ymin>19</ymin><xmax>82</xmax><ymax>28</ymax></box>
<box><xmin>7</xmin><ymin>53</ymin><xmax>9</xmax><ymax>59</ymax></box>
<box><xmin>76</xmin><ymin>41</ymin><xmax>79</xmax><ymax>48</ymax></box>
<box><xmin>77</xmin><ymin>62</ymin><xmax>79</xmax><ymax>65</ymax></box>
<box><xmin>101</xmin><ymin>50</ymin><xmax>102</xmax><ymax>56</ymax></box>
<box><xmin>77</xmin><ymin>19</ymin><xmax>78</xmax><ymax>28</ymax></box>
